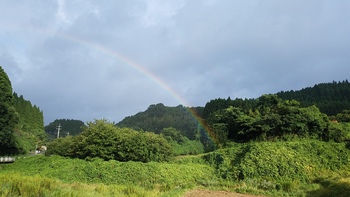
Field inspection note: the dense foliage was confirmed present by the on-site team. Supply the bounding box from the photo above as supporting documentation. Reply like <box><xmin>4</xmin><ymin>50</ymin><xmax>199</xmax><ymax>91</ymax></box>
<box><xmin>203</xmin><ymin>80</ymin><xmax>350</xmax><ymax>121</ymax></box>
<box><xmin>0</xmin><ymin>66</ymin><xmax>45</xmax><ymax>155</ymax></box>
<box><xmin>116</xmin><ymin>103</ymin><xmax>215</xmax><ymax>152</ymax></box>
<box><xmin>117</xmin><ymin>103</ymin><xmax>202</xmax><ymax>140</ymax></box>
<box><xmin>45</xmin><ymin>119</ymin><xmax>85</xmax><ymax>141</ymax></box>
<box><xmin>1</xmin><ymin>155</ymin><xmax>216</xmax><ymax>190</ymax></box>
<box><xmin>203</xmin><ymin>97</ymin><xmax>256</xmax><ymax>119</ymax></box>
<box><xmin>277</xmin><ymin>80</ymin><xmax>350</xmax><ymax>116</ymax></box>
<box><xmin>0</xmin><ymin>66</ymin><xmax>20</xmax><ymax>155</ymax></box>
<box><xmin>207</xmin><ymin>94</ymin><xmax>333</xmax><ymax>145</ymax></box>
<box><xmin>203</xmin><ymin>140</ymin><xmax>350</xmax><ymax>182</ymax></box>
<box><xmin>3</xmin><ymin>140</ymin><xmax>350</xmax><ymax>196</ymax></box>
<box><xmin>13</xmin><ymin>93</ymin><xmax>45</xmax><ymax>140</ymax></box>
<box><xmin>160</xmin><ymin>127</ymin><xmax>204</xmax><ymax>155</ymax></box>
<box><xmin>46</xmin><ymin>119</ymin><xmax>172</xmax><ymax>162</ymax></box>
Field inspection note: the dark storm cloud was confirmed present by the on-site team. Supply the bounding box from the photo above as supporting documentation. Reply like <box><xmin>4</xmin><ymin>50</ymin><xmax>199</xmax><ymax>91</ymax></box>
<box><xmin>0</xmin><ymin>0</ymin><xmax>349</xmax><ymax>124</ymax></box>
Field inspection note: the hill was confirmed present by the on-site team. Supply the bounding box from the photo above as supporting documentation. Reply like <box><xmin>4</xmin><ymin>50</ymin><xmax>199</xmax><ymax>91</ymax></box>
<box><xmin>45</xmin><ymin>119</ymin><xmax>85</xmax><ymax>141</ymax></box>
<box><xmin>202</xmin><ymin>80</ymin><xmax>350</xmax><ymax>120</ymax></box>
<box><xmin>116</xmin><ymin>103</ymin><xmax>204</xmax><ymax>140</ymax></box>
<box><xmin>276</xmin><ymin>80</ymin><xmax>350</xmax><ymax>116</ymax></box>
<box><xmin>0</xmin><ymin>66</ymin><xmax>45</xmax><ymax>155</ymax></box>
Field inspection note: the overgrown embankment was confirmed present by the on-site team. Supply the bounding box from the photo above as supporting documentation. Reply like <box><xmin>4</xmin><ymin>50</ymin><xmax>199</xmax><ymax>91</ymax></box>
<box><xmin>199</xmin><ymin>140</ymin><xmax>350</xmax><ymax>195</ymax></box>
<box><xmin>2</xmin><ymin>140</ymin><xmax>350</xmax><ymax>196</ymax></box>
<box><xmin>1</xmin><ymin>155</ymin><xmax>216</xmax><ymax>189</ymax></box>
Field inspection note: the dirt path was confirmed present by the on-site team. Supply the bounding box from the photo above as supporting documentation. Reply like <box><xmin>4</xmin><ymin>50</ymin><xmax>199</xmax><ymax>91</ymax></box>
<box><xmin>183</xmin><ymin>189</ymin><xmax>264</xmax><ymax>197</ymax></box>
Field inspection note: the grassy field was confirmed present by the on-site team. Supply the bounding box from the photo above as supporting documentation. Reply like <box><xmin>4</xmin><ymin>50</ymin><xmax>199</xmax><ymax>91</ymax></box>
<box><xmin>1</xmin><ymin>140</ymin><xmax>350</xmax><ymax>196</ymax></box>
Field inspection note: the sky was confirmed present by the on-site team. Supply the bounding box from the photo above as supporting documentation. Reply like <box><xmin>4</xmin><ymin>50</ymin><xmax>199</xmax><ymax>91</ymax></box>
<box><xmin>1</xmin><ymin>0</ymin><xmax>350</xmax><ymax>125</ymax></box>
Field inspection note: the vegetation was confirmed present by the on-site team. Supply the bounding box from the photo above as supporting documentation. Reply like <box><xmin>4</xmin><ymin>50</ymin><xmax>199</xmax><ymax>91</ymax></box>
<box><xmin>0</xmin><ymin>173</ymin><xmax>166</xmax><ymax>197</ymax></box>
<box><xmin>0</xmin><ymin>66</ymin><xmax>21</xmax><ymax>155</ymax></box>
<box><xmin>117</xmin><ymin>103</ymin><xmax>203</xmax><ymax>140</ymax></box>
<box><xmin>13</xmin><ymin>93</ymin><xmax>45</xmax><ymax>140</ymax></box>
<box><xmin>0</xmin><ymin>155</ymin><xmax>215</xmax><ymax>196</ymax></box>
<box><xmin>160</xmin><ymin>127</ymin><xmax>204</xmax><ymax>156</ymax></box>
<box><xmin>207</xmin><ymin>94</ymin><xmax>334</xmax><ymax>145</ymax></box>
<box><xmin>2</xmin><ymin>65</ymin><xmax>350</xmax><ymax>196</ymax></box>
<box><xmin>2</xmin><ymin>139</ymin><xmax>350</xmax><ymax>196</ymax></box>
<box><xmin>277</xmin><ymin>80</ymin><xmax>350</xmax><ymax>116</ymax></box>
<box><xmin>0</xmin><ymin>66</ymin><xmax>45</xmax><ymax>155</ymax></box>
<box><xmin>46</xmin><ymin>119</ymin><xmax>172</xmax><ymax>162</ymax></box>
<box><xmin>45</xmin><ymin>119</ymin><xmax>85</xmax><ymax>141</ymax></box>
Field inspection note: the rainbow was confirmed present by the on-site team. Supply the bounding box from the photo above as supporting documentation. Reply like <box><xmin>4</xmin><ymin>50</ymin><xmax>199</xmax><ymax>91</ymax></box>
<box><xmin>58</xmin><ymin>32</ymin><xmax>217</xmax><ymax>147</ymax></box>
<box><xmin>7</xmin><ymin>25</ymin><xmax>218</xmax><ymax>146</ymax></box>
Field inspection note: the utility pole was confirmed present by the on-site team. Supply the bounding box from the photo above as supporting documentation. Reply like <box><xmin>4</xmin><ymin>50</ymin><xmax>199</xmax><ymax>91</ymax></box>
<box><xmin>57</xmin><ymin>124</ymin><xmax>62</xmax><ymax>138</ymax></box>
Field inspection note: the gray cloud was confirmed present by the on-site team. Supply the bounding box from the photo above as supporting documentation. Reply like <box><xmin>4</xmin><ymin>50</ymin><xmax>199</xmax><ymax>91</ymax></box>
<box><xmin>1</xmin><ymin>0</ymin><xmax>349</xmax><ymax>124</ymax></box>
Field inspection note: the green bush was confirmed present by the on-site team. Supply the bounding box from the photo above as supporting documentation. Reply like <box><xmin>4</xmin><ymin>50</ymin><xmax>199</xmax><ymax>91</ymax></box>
<box><xmin>203</xmin><ymin>140</ymin><xmax>350</xmax><ymax>182</ymax></box>
<box><xmin>47</xmin><ymin>120</ymin><xmax>172</xmax><ymax>162</ymax></box>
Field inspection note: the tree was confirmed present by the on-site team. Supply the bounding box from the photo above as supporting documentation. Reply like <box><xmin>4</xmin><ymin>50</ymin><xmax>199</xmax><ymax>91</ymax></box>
<box><xmin>208</xmin><ymin>94</ymin><xmax>331</xmax><ymax>144</ymax></box>
<box><xmin>13</xmin><ymin>93</ymin><xmax>45</xmax><ymax>141</ymax></box>
<box><xmin>0</xmin><ymin>66</ymin><xmax>21</xmax><ymax>155</ymax></box>
<box><xmin>160</xmin><ymin>127</ymin><xmax>184</xmax><ymax>143</ymax></box>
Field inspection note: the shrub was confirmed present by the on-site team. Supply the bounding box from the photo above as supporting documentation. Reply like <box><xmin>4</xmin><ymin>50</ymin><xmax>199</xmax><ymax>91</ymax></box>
<box><xmin>46</xmin><ymin>120</ymin><xmax>172</xmax><ymax>162</ymax></box>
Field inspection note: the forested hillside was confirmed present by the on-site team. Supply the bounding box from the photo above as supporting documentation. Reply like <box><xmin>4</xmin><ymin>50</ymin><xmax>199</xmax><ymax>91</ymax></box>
<box><xmin>201</xmin><ymin>81</ymin><xmax>350</xmax><ymax>147</ymax></box>
<box><xmin>277</xmin><ymin>80</ymin><xmax>350</xmax><ymax>115</ymax></box>
<box><xmin>13</xmin><ymin>93</ymin><xmax>45</xmax><ymax>140</ymax></box>
<box><xmin>0</xmin><ymin>66</ymin><xmax>45</xmax><ymax>155</ymax></box>
<box><xmin>45</xmin><ymin>119</ymin><xmax>85</xmax><ymax>141</ymax></box>
<box><xmin>0</xmin><ymin>66</ymin><xmax>19</xmax><ymax>154</ymax></box>
<box><xmin>203</xmin><ymin>80</ymin><xmax>350</xmax><ymax>119</ymax></box>
<box><xmin>116</xmin><ymin>103</ymin><xmax>214</xmax><ymax>153</ymax></box>
<box><xmin>116</xmin><ymin>103</ymin><xmax>203</xmax><ymax>140</ymax></box>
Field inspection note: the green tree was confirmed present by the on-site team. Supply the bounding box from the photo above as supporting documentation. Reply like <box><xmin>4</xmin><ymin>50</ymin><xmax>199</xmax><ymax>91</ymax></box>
<box><xmin>0</xmin><ymin>66</ymin><xmax>21</xmax><ymax>155</ymax></box>
<box><xmin>160</xmin><ymin>127</ymin><xmax>184</xmax><ymax>143</ymax></box>
<box><xmin>334</xmin><ymin>110</ymin><xmax>350</xmax><ymax>122</ymax></box>
<box><xmin>46</xmin><ymin>136</ymin><xmax>75</xmax><ymax>157</ymax></box>
<box><xmin>208</xmin><ymin>94</ymin><xmax>331</xmax><ymax>144</ymax></box>
<box><xmin>13</xmin><ymin>93</ymin><xmax>45</xmax><ymax>141</ymax></box>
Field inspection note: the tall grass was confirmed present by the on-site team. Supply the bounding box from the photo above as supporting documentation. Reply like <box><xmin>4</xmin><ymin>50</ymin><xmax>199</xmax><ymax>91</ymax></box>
<box><xmin>0</xmin><ymin>173</ymin><xmax>167</xmax><ymax>197</ymax></box>
<box><xmin>2</xmin><ymin>139</ymin><xmax>350</xmax><ymax>196</ymax></box>
<box><xmin>1</xmin><ymin>155</ymin><xmax>217</xmax><ymax>190</ymax></box>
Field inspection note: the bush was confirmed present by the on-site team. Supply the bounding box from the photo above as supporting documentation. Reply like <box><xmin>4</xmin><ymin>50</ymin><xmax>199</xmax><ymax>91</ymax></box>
<box><xmin>203</xmin><ymin>140</ymin><xmax>350</xmax><ymax>182</ymax></box>
<box><xmin>46</xmin><ymin>120</ymin><xmax>172</xmax><ymax>162</ymax></box>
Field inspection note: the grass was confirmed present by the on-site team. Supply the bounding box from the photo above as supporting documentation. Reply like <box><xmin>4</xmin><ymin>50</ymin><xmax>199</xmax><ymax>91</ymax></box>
<box><xmin>0</xmin><ymin>173</ymin><xmax>169</xmax><ymax>197</ymax></box>
<box><xmin>1</xmin><ymin>139</ymin><xmax>350</xmax><ymax>196</ymax></box>
<box><xmin>1</xmin><ymin>155</ymin><xmax>217</xmax><ymax>188</ymax></box>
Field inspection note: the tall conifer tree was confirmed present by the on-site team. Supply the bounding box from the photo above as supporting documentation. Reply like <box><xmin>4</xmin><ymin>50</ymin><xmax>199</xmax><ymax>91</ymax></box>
<box><xmin>0</xmin><ymin>66</ymin><xmax>20</xmax><ymax>155</ymax></box>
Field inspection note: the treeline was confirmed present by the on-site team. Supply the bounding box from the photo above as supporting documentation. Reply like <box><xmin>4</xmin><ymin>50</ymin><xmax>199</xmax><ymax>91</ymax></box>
<box><xmin>277</xmin><ymin>80</ymin><xmax>350</xmax><ymax>115</ymax></box>
<box><xmin>205</xmin><ymin>94</ymin><xmax>350</xmax><ymax>146</ymax></box>
<box><xmin>203</xmin><ymin>81</ymin><xmax>350</xmax><ymax>118</ymax></box>
<box><xmin>0</xmin><ymin>66</ymin><xmax>45</xmax><ymax>155</ymax></box>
